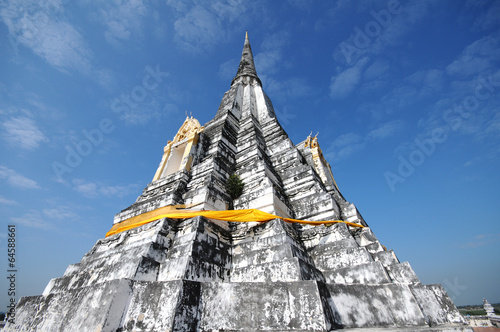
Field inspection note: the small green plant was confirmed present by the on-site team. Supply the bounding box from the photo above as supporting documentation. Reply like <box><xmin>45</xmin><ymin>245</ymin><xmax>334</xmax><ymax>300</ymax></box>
<box><xmin>226</xmin><ymin>173</ymin><xmax>244</xmax><ymax>200</ymax></box>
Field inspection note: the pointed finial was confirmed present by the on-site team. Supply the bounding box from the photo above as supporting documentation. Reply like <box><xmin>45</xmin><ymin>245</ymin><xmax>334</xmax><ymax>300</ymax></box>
<box><xmin>231</xmin><ymin>31</ymin><xmax>262</xmax><ymax>86</ymax></box>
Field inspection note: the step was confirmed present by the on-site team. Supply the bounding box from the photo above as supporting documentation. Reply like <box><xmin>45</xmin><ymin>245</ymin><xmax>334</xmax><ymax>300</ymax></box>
<box><xmin>64</xmin><ymin>242</ymin><xmax>166</xmax><ymax>278</ymax></box>
<box><xmin>364</xmin><ymin>241</ymin><xmax>385</xmax><ymax>254</ymax></box>
<box><xmin>386</xmin><ymin>261</ymin><xmax>420</xmax><ymax>284</ymax></box>
<box><xmin>300</xmin><ymin>222</ymin><xmax>353</xmax><ymax>249</ymax></box>
<box><xmin>14</xmin><ymin>279</ymin><xmax>133</xmax><ymax>331</ymax></box>
<box><xmin>123</xmin><ymin>280</ymin><xmax>201</xmax><ymax>331</ymax></box>
<box><xmin>373</xmin><ymin>249</ymin><xmax>399</xmax><ymax>267</ymax></box>
<box><xmin>158</xmin><ymin>256</ymin><xmax>230</xmax><ymax>282</ymax></box>
<box><xmin>323</xmin><ymin>261</ymin><xmax>391</xmax><ymax>285</ymax></box>
<box><xmin>326</xmin><ymin>283</ymin><xmax>427</xmax><ymax>328</ymax></box>
<box><xmin>233</xmin><ymin>242</ymin><xmax>316</xmax><ymax>268</ymax></box>
<box><xmin>354</xmin><ymin>227</ymin><xmax>379</xmax><ymax>246</ymax></box>
<box><xmin>230</xmin><ymin>257</ymin><xmax>323</xmax><ymax>282</ymax></box>
<box><xmin>82</xmin><ymin>221</ymin><xmax>171</xmax><ymax>262</ymax></box>
<box><xmin>198</xmin><ymin>281</ymin><xmax>333</xmax><ymax>331</ymax></box>
<box><xmin>410</xmin><ymin>284</ymin><xmax>464</xmax><ymax>326</ymax></box>
<box><xmin>307</xmin><ymin>237</ymin><xmax>358</xmax><ymax>255</ymax></box>
<box><xmin>310</xmin><ymin>246</ymin><xmax>373</xmax><ymax>271</ymax></box>
<box><xmin>233</xmin><ymin>232</ymin><xmax>290</xmax><ymax>253</ymax></box>
<box><xmin>45</xmin><ymin>256</ymin><xmax>159</xmax><ymax>295</ymax></box>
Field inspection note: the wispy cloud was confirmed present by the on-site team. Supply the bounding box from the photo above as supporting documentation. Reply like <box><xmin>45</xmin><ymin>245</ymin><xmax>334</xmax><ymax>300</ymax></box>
<box><xmin>0</xmin><ymin>166</ymin><xmax>40</xmax><ymax>189</ymax></box>
<box><xmin>1</xmin><ymin>116</ymin><xmax>48</xmax><ymax>150</ymax></box>
<box><xmin>396</xmin><ymin>34</ymin><xmax>500</xmax><ymax>153</ymax></box>
<box><xmin>266</xmin><ymin>77</ymin><xmax>315</xmax><ymax>102</ymax></box>
<box><xmin>446</xmin><ymin>34</ymin><xmax>500</xmax><ymax>78</ymax></box>
<box><xmin>1</xmin><ymin>1</ymin><xmax>93</xmax><ymax>75</ymax></box>
<box><xmin>461</xmin><ymin>233</ymin><xmax>500</xmax><ymax>249</ymax></box>
<box><xmin>10</xmin><ymin>211</ymin><xmax>52</xmax><ymax>229</ymax></box>
<box><xmin>166</xmin><ymin>1</ymin><xmax>254</xmax><ymax>54</ymax></box>
<box><xmin>172</xmin><ymin>5</ymin><xmax>227</xmax><ymax>53</ymax></box>
<box><xmin>0</xmin><ymin>196</ymin><xmax>19</xmax><ymax>205</ymax></box>
<box><xmin>468</xmin><ymin>0</ymin><xmax>500</xmax><ymax>32</ymax></box>
<box><xmin>332</xmin><ymin>0</ymin><xmax>435</xmax><ymax>65</ymax></box>
<box><xmin>255</xmin><ymin>30</ymin><xmax>290</xmax><ymax>78</ymax></box>
<box><xmin>42</xmin><ymin>206</ymin><xmax>77</xmax><ymax>221</ymax></box>
<box><xmin>88</xmin><ymin>0</ymin><xmax>149</xmax><ymax>48</ymax></box>
<box><xmin>406</xmin><ymin>69</ymin><xmax>445</xmax><ymax>97</ymax></box>
<box><xmin>330</xmin><ymin>57</ymin><xmax>370</xmax><ymax>99</ymax></box>
<box><xmin>367</xmin><ymin>120</ymin><xmax>405</xmax><ymax>140</ymax></box>
<box><xmin>209</xmin><ymin>0</ymin><xmax>249</xmax><ymax>22</ymax></box>
<box><xmin>325</xmin><ymin>132</ymin><xmax>365</xmax><ymax>162</ymax></box>
<box><xmin>486</xmin><ymin>110</ymin><xmax>500</xmax><ymax>135</ymax></box>
<box><xmin>218</xmin><ymin>58</ymin><xmax>240</xmax><ymax>81</ymax></box>
<box><xmin>363</xmin><ymin>58</ymin><xmax>390</xmax><ymax>82</ymax></box>
<box><xmin>72</xmin><ymin>179</ymin><xmax>138</xmax><ymax>198</ymax></box>
<box><xmin>7</xmin><ymin>204</ymin><xmax>81</xmax><ymax>229</ymax></box>
<box><xmin>325</xmin><ymin>119</ymin><xmax>405</xmax><ymax>162</ymax></box>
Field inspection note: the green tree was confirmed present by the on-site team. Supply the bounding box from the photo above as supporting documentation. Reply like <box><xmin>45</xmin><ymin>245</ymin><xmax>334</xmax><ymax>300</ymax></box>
<box><xmin>226</xmin><ymin>174</ymin><xmax>244</xmax><ymax>209</ymax></box>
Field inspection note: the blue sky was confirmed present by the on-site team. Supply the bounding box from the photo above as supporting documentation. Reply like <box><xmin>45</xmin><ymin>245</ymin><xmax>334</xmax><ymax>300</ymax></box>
<box><xmin>1</xmin><ymin>0</ymin><xmax>499</xmax><ymax>308</ymax></box>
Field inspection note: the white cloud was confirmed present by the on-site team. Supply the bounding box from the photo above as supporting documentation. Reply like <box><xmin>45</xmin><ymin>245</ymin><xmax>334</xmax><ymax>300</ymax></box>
<box><xmin>335</xmin><ymin>143</ymin><xmax>365</xmax><ymax>162</ymax></box>
<box><xmin>43</xmin><ymin>206</ymin><xmax>77</xmax><ymax>220</ymax></box>
<box><xmin>324</xmin><ymin>120</ymin><xmax>405</xmax><ymax>162</ymax></box>
<box><xmin>72</xmin><ymin>179</ymin><xmax>137</xmax><ymax>198</ymax></box>
<box><xmin>371</xmin><ymin>0</ymin><xmax>436</xmax><ymax>55</ymax></box>
<box><xmin>287</xmin><ymin>0</ymin><xmax>313</xmax><ymax>11</ymax></box>
<box><xmin>0</xmin><ymin>1</ymin><xmax>93</xmax><ymax>75</ymax></box>
<box><xmin>266</xmin><ymin>77</ymin><xmax>314</xmax><ymax>101</ymax></box>
<box><xmin>8</xmin><ymin>205</ymin><xmax>81</xmax><ymax>229</ymax></box>
<box><xmin>254</xmin><ymin>50</ymin><xmax>282</xmax><ymax>76</ymax></box>
<box><xmin>424</xmin><ymin>69</ymin><xmax>445</xmax><ymax>88</ymax></box>
<box><xmin>0</xmin><ymin>196</ymin><xmax>19</xmax><ymax>205</ymax></box>
<box><xmin>486</xmin><ymin>110</ymin><xmax>500</xmax><ymax>135</ymax></box>
<box><xmin>378</xmin><ymin>85</ymin><xmax>418</xmax><ymax>115</ymax></box>
<box><xmin>367</xmin><ymin>120</ymin><xmax>404</xmax><ymax>140</ymax></box>
<box><xmin>325</xmin><ymin>132</ymin><xmax>365</xmax><ymax>161</ymax></box>
<box><xmin>173</xmin><ymin>5</ymin><xmax>227</xmax><ymax>53</ymax></box>
<box><xmin>2</xmin><ymin>116</ymin><xmax>48</xmax><ymax>150</ymax></box>
<box><xmin>446</xmin><ymin>34</ymin><xmax>500</xmax><ymax>78</ymax></box>
<box><xmin>254</xmin><ymin>30</ymin><xmax>290</xmax><ymax>77</ymax></box>
<box><xmin>364</xmin><ymin>58</ymin><xmax>390</xmax><ymax>81</ymax></box>
<box><xmin>0</xmin><ymin>166</ymin><xmax>40</xmax><ymax>189</ymax></box>
<box><xmin>469</xmin><ymin>0</ymin><xmax>500</xmax><ymax>31</ymax></box>
<box><xmin>10</xmin><ymin>211</ymin><xmax>52</xmax><ymax>229</ymax></box>
<box><xmin>218</xmin><ymin>58</ymin><xmax>239</xmax><ymax>80</ymax></box>
<box><xmin>166</xmin><ymin>0</ymin><xmax>253</xmax><ymax>53</ymax></box>
<box><xmin>91</xmin><ymin>0</ymin><xmax>148</xmax><ymax>47</ymax></box>
<box><xmin>72</xmin><ymin>179</ymin><xmax>98</xmax><ymax>197</ymax></box>
<box><xmin>462</xmin><ymin>233</ymin><xmax>500</xmax><ymax>248</ymax></box>
<box><xmin>210</xmin><ymin>0</ymin><xmax>249</xmax><ymax>21</ymax></box>
<box><xmin>332</xmin><ymin>1</ymin><xmax>436</xmax><ymax>64</ymax></box>
<box><xmin>330</xmin><ymin>57</ymin><xmax>370</xmax><ymax>99</ymax></box>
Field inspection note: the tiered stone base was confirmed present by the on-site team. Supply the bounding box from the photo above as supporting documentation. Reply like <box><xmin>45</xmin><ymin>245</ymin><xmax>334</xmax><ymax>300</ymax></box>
<box><xmin>6</xmin><ymin>217</ymin><xmax>467</xmax><ymax>331</ymax></box>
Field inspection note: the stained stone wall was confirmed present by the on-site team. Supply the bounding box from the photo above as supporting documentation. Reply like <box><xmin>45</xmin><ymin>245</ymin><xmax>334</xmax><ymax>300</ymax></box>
<box><xmin>6</xmin><ymin>215</ymin><xmax>469</xmax><ymax>331</ymax></box>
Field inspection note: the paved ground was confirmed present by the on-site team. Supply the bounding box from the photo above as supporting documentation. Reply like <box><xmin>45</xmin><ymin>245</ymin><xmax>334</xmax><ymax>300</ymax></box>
<box><xmin>473</xmin><ymin>328</ymin><xmax>500</xmax><ymax>332</ymax></box>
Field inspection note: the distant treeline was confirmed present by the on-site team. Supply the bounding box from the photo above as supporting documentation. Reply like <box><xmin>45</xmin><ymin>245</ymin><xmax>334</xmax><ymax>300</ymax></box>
<box><xmin>457</xmin><ymin>303</ymin><xmax>500</xmax><ymax>316</ymax></box>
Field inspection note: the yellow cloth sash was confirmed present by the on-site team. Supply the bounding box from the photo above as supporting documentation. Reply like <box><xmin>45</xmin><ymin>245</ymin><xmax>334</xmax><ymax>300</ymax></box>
<box><xmin>106</xmin><ymin>206</ymin><xmax>363</xmax><ymax>237</ymax></box>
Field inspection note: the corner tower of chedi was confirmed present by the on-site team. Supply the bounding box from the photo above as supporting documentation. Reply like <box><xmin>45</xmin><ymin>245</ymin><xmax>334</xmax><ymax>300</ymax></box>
<box><xmin>7</xmin><ymin>33</ymin><xmax>469</xmax><ymax>332</ymax></box>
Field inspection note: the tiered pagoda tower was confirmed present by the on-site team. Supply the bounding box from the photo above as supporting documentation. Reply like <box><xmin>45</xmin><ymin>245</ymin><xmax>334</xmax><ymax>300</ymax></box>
<box><xmin>6</xmin><ymin>33</ymin><xmax>469</xmax><ymax>332</ymax></box>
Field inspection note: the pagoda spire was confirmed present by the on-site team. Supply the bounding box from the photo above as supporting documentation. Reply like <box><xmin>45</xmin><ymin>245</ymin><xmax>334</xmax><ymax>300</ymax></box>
<box><xmin>231</xmin><ymin>31</ymin><xmax>262</xmax><ymax>86</ymax></box>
